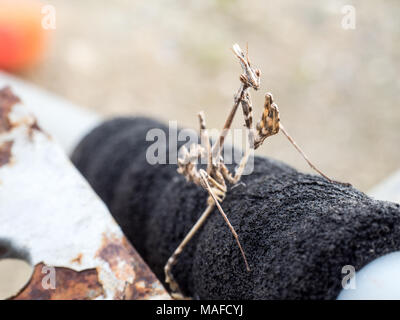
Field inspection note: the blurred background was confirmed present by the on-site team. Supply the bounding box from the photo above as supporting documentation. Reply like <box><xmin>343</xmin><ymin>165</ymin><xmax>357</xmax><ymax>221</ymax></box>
<box><xmin>1</xmin><ymin>0</ymin><xmax>400</xmax><ymax>192</ymax></box>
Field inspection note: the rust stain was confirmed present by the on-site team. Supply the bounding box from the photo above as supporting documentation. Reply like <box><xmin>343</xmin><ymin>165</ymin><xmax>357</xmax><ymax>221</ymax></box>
<box><xmin>71</xmin><ymin>253</ymin><xmax>83</xmax><ymax>265</ymax></box>
<box><xmin>96</xmin><ymin>234</ymin><xmax>167</xmax><ymax>300</ymax></box>
<box><xmin>0</xmin><ymin>87</ymin><xmax>20</xmax><ymax>133</ymax></box>
<box><xmin>12</xmin><ymin>262</ymin><xmax>104</xmax><ymax>300</ymax></box>
<box><xmin>0</xmin><ymin>141</ymin><xmax>13</xmax><ymax>167</ymax></box>
<box><xmin>28</xmin><ymin>119</ymin><xmax>43</xmax><ymax>140</ymax></box>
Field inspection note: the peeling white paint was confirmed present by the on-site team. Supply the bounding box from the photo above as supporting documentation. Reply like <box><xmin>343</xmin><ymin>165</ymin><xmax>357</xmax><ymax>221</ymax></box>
<box><xmin>0</xmin><ymin>97</ymin><xmax>169</xmax><ymax>300</ymax></box>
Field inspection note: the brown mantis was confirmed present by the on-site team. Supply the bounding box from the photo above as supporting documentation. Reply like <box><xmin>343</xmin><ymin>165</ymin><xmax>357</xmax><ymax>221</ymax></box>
<box><xmin>164</xmin><ymin>43</ymin><xmax>335</xmax><ymax>299</ymax></box>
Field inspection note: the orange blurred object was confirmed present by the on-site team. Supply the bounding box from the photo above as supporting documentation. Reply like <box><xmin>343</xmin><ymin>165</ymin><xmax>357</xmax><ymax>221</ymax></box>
<box><xmin>0</xmin><ymin>0</ymin><xmax>49</xmax><ymax>71</ymax></box>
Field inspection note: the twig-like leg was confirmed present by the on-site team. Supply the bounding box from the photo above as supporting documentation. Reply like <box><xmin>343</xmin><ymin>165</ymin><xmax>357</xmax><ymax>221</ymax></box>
<box><xmin>220</xmin><ymin>84</ymin><xmax>256</xmax><ymax>185</ymax></box>
<box><xmin>211</xmin><ymin>43</ymin><xmax>261</xmax><ymax>170</ymax></box>
<box><xmin>220</xmin><ymin>146</ymin><xmax>252</xmax><ymax>185</ymax></box>
<box><xmin>199</xmin><ymin>170</ymin><xmax>250</xmax><ymax>272</ymax></box>
<box><xmin>164</xmin><ymin>203</ymin><xmax>215</xmax><ymax>299</ymax></box>
<box><xmin>253</xmin><ymin>93</ymin><xmax>333</xmax><ymax>182</ymax></box>
<box><xmin>233</xmin><ymin>149</ymin><xmax>252</xmax><ymax>183</ymax></box>
<box><xmin>230</xmin><ymin>90</ymin><xmax>255</xmax><ymax>184</ymax></box>
<box><xmin>279</xmin><ymin>123</ymin><xmax>333</xmax><ymax>182</ymax></box>
<box><xmin>211</xmin><ymin>84</ymin><xmax>248</xmax><ymax>168</ymax></box>
<box><xmin>198</xmin><ymin>112</ymin><xmax>213</xmax><ymax>174</ymax></box>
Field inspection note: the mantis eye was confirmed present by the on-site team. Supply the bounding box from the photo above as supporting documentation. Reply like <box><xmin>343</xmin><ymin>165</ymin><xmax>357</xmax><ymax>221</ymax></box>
<box><xmin>255</xmin><ymin>69</ymin><xmax>261</xmax><ymax>77</ymax></box>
